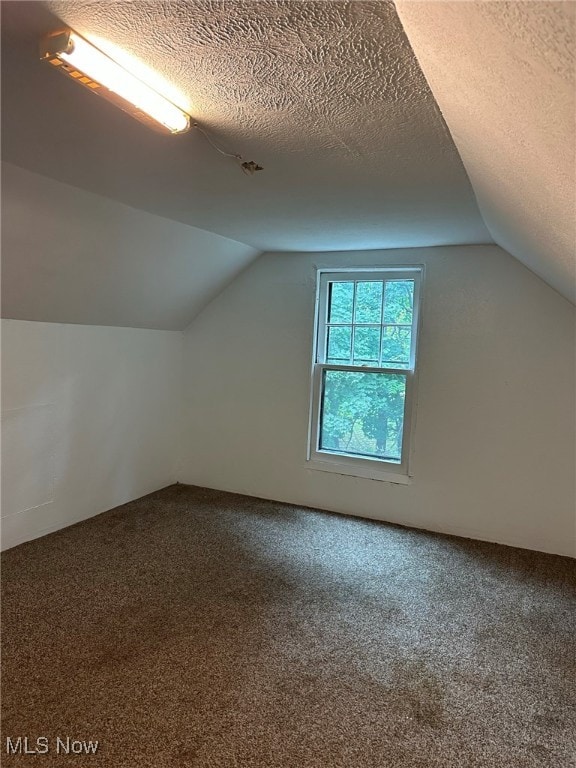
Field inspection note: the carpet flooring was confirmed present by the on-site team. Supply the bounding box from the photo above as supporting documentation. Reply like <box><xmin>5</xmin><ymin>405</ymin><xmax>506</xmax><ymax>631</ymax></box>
<box><xmin>1</xmin><ymin>484</ymin><xmax>575</xmax><ymax>767</ymax></box>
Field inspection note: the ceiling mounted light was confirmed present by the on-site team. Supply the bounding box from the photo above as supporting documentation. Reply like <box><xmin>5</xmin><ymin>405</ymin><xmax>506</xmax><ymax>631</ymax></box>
<box><xmin>40</xmin><ymin>30</ymin><xmax>191</xmax><ymax>135</ymax></box>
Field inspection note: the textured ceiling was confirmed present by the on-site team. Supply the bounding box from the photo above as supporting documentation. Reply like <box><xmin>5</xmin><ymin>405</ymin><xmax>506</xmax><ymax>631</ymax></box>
<box><xmin>396</xmin><ymin>1</ymin><xmax>576</xmax><ymax>304</ymax></box>
<box><xmin>1</xmin><ymin>0</ymin><xmax>490</xmax><ymax>252</ymax></box>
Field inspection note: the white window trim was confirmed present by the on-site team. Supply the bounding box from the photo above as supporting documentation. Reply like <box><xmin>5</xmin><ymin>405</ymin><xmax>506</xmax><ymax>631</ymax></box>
<box><xmin>306</xmin><ymin>266</ymin><xmax>424</xmax><ymax>483</ymax></box>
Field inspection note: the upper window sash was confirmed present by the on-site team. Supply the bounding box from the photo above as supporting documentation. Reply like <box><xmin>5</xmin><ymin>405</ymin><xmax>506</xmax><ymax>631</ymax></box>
<box><xmin>315</xmin><ymin>269</ymin><xmax>422</xmax><ymax>373</ymax></box>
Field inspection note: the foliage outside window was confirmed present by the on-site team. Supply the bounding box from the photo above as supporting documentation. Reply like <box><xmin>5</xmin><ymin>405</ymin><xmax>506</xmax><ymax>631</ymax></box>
<box><xmin>308</xmin><ymin>268</ymin><xmax>422</xmax><ymax>480</ymax></box>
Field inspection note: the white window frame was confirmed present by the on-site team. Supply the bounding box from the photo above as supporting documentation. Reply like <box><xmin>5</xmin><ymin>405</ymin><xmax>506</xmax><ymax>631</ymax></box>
<box><xmin>307</xmin><ymin>267</ymin><xmax>423</xmax><ymax>483</ymax></box>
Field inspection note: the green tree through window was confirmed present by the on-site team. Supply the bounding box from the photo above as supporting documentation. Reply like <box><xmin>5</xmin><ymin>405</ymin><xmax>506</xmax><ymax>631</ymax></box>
<box><xmin>310</xmin><ymin>270</ymin><xmax>421</xmax><ymax>475</ymax></box>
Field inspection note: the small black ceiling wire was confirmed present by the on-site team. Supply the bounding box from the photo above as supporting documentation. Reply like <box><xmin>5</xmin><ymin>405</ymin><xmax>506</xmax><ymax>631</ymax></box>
<box><xmin>192</xmin><ymin>121</ymin><xmax>263</xmax><ymax>175</ymax></box>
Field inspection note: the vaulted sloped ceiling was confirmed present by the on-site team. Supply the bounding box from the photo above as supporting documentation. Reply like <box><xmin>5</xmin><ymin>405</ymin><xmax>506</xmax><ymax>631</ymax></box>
<box><xmin>2</xmin><ymin>162</ymin><xmax>259</xmax><ymax>330</ymax></box>
<box><xmin>1</xmin><ymin>1</ymin><xmax>573</xmax><ymax>331</ymax></box>
<box><xmin>2</xmin><ymin>0</ymin><xmax>490</xmax><ymax>254</ymax></box>
<box><xmin>395</xmin><ymin>1</ymin><xmax>576</xmax><ymax>304</ymax></box>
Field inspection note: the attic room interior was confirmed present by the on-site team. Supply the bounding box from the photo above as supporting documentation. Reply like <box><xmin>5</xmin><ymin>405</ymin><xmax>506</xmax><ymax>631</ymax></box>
<box><xmin>1</xmin><ymin>0</ymin><xmax>575</xmax><ymax>765</ymax></box>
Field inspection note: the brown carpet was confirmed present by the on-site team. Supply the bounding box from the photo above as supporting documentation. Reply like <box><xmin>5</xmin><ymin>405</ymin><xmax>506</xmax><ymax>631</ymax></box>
<box><xmin>1</xmin><ymin>484</ymin><xmax>575</xmax><ymax>767</ymax></box>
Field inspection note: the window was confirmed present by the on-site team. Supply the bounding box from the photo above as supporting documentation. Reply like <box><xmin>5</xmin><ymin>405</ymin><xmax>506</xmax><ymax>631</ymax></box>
<box><xmin>308</xmin><ymin>268</ymin><xmax>422</xmax><ymax>481</ymax></box>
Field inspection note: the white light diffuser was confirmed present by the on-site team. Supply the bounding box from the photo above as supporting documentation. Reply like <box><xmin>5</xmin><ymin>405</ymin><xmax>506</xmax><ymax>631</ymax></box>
<box><xmin>40</xmin><ymin>31</ymin><xmax>191</xmax><ymax>135</ymax></box>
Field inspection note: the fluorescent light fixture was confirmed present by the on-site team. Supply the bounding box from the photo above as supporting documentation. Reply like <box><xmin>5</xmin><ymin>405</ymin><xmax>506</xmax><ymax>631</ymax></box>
<box><xmin>40</xmin><ymin>31</ymin><xmax>191</xmax><ymax>134</ymax></box>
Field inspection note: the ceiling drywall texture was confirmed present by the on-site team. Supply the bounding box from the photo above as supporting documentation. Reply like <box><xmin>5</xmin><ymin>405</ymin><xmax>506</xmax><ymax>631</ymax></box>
<box><xmin>1</xmin><ymin>162</ymin><xmax>259</xmax><ymax>330</ymax></box>
<box><xmin>395</xmin><ymin>1</ymin><xmax>576</xmax><ymax>304</ymax></box>
<box><xmin>1</xmin><ymin>0</ymin><xmax>490</xmax><ymax>252</ymax></box>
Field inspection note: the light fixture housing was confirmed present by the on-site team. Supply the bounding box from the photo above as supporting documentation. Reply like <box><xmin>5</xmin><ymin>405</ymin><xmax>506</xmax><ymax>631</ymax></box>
<box><xmin>40</xmin><ymin>30</ymin><xmax>191</xmax><ymax>135</ymax></box>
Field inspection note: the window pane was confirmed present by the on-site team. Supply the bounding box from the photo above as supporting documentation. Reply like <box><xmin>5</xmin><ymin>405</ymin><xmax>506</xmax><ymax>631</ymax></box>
<box><xmin>354</xmin><ymin>281</ymin><xmax>383</xmax><ymax>324</ymax></box>
<box><xmin>319</xmin><ymin>371</ymin><xmax>406</xmax><ymax>462</ymax></box>
<box><xmin>327</xmin><ymin>326</ymin><xmax>352</xmax><ymax>363</ymax></box>
<box><xmin>328</xmin><ymin>281</ymin><xmax>354</xmax><ymax>323</ymax></box>
<box><xmin>383</xmin><ymin>280</ymin><xmax>414</xmax><ymax>324</ymax></box>
<box><xmin>353</xmin><ymin>326</ymin><xmax>380</xmax><ymax>364</ymax></box>
<box><xmin>381</xmin><ymin>327</ymin><xmax>412</xmax><ymax>368</ymax></box>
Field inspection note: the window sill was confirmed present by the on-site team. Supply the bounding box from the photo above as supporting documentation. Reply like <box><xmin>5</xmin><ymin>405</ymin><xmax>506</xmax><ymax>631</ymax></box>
<box><xmin>306</xmin><ymin>457</ymin><xmax>412</xmax><ymax>485</ymax></box>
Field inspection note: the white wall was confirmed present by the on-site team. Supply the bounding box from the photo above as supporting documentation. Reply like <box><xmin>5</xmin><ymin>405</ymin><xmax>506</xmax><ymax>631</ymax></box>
<box><xmin>179</xmin><ymin>245</ymin><xmax>576</xmax><ymax>557</ymax></box>
<box><xmin>1</xmin><ymin>320</ymin><xmax>183</xmax><ymax>550</ymax></box>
